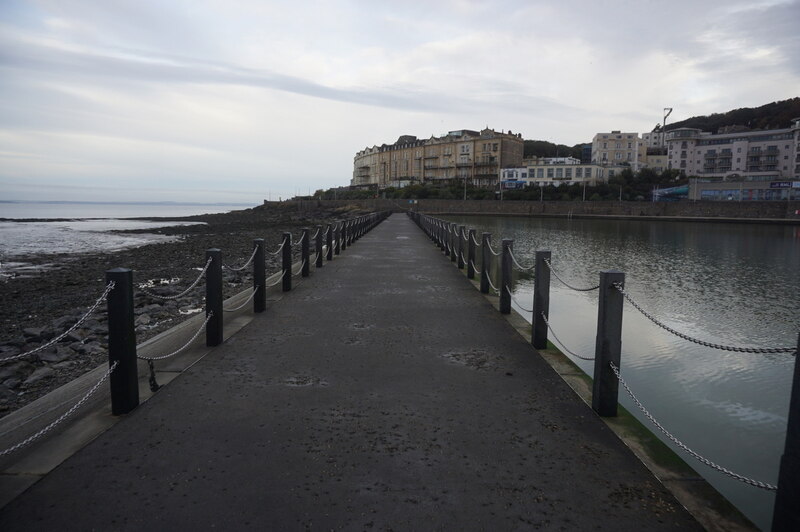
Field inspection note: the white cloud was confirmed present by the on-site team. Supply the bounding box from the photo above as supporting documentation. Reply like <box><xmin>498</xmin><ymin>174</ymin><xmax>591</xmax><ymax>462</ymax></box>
<box><xmin>0</xmin><ymin>0</ymin><xmax>797</xmax><ymax>202</ymax></box>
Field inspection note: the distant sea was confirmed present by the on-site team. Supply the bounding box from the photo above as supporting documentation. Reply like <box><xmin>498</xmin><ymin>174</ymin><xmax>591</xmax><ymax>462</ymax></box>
<box><xmin>0</xmin><ymin>200</ymin><xmax>257</xmax><ymax>219</ymax></box>
<box><xmin>0</xmin><ymin>201</ymin><xmax>257</xmax><ymax>266</ymax></box>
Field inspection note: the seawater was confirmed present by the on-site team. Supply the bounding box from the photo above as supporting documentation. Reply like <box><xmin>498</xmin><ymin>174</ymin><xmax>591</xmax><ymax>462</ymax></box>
<box><xmin>0</xmin><ymin>201</ymin><xmax>255</xmax><ymax>219</ymax></box>
<box><xmin>0</xmin><ymin>201</ymin><xmax>254</xmax><ymax>267</ymax></box>
<box><xmin>444</xmin><ymin>215</ymin><xmax>800</xmax><ymax>530</ymax></box>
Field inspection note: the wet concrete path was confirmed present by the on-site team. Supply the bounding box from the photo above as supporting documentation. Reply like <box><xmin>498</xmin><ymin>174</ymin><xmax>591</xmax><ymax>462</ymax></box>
<box><xmin>0</xmin><ymin>214</ymin><xmax>699</xmax><ymax>530</ymax></box>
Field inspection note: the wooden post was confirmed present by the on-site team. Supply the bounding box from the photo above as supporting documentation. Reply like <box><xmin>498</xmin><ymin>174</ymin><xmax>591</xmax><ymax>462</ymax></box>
<box><xmin>205</xmin><ymin>249</ymin><xmax>223</xmax><ymax>346</ymax></box>
<box><xmin>253</xmin><ymin>239</ymin><xmax>265</xmax><ymax>313</ymax></box>
<box><xmin>281</xmin><ymin>233</ymin><xmax>292</xmax><ymax>292</ymax></box>
<box><xmin>467</xmin><ymin>229</ymin><xmax>476</xmax><ymax>279</ymax></box>
<box><xmin>105</xmin><ymin>268</ymin><xmax>139</xmax><ymax>415</ymax></box>
<box><xmin>499</xmin><ymin>239</ymin><xmax>513</xmax><ymax>314</ymax></box>
<box><xmin>480</xmin><ymin>233</ymin><xmax>491</xmax><ymax>294</ymax></box>
<box><xmin>315</xmin><ymin>226</ymin><xmax>323</xmax><ymax>268</ymax></box>
<box><xmin>592</xmin><ymin>270</ymin><xmax>625</xmax><ymax>417</ymax></box>
<box><xmin>457</xmin><ymin>225</ymin><xmax>465</xmax><ymax>269</ymax></box>
<box><xmin>301</xmin><ymin>228</ymin><xmax>310</xmax><ymax>277</ymax></box>
<box><xmin>326</xmin><ymin>223</ymin><xmax>333</xmax><ymax>261</ymax></box>
<box><xmin>450</xmin><ymin>224</ymin><xmax>457</xmax><ymax>263</ymax></box>
<box><xmin>532</xmin><ymin>250</ymin><xmax>551</xmax><ymax>349</ymax></box>
<box><xmin>772</xmin><ymin>332</ymin><xmax>800</xmax><ymax>531</ymax></box>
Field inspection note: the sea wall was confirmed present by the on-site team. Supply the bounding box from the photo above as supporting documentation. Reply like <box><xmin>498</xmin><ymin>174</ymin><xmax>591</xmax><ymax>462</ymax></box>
<box><xmin>279</xmin><ymin>199</ymin><xmax>800</xmax><ymax>222</ymax></box>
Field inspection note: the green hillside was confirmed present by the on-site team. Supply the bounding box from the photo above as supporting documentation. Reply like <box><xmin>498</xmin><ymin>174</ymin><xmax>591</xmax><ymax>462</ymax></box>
<box><xmin>664</xmin><ymin>97</ymin><xmax>800</xmax><ymax>133</ymax></box>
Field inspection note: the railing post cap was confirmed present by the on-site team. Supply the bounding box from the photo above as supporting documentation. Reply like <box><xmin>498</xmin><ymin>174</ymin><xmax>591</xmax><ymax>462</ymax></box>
<box><xmin>254</xmin><ymin>238</ymin><xmax>264</xmax><ymax>243</ymax></box>
<box><xmin>600</xmin><ymin>269</ymin><xmax>625</xmax><ymax>275</ymax></box>
<box><xmin>106</xmin><ymin>267</ymin><xmax>132</xmax><ymax>274</ymax></box>
<box><xmin>206</xmin><ymin>248</ymin><xmax>221</xmax><ymax>253</ymax></box>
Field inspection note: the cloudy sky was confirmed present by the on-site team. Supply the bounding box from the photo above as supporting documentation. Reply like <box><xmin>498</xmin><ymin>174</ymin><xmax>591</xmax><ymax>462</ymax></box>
<box><xmin>1</xmin><ymin>0</ymin><xmax>798</xmax><ymax>204</ymax></box>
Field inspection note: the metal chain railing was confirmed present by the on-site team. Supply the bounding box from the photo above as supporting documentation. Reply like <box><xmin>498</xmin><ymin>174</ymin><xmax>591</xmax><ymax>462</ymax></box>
<box><xmin>139</xmin><ymin>258</ymin><xmax>213</xmax><ymax>301</ymax></box>
<box><xmin>224</xmin><ymin>246</ymin><xmax>258</xmax><ymax>272</ymax></box>
<box><xmin>486</xmin><ymin>275</ymin><xmax>500</xmax><ymax>295</ymax></box>
<box><xmin>485</xmin><ymin>241</ymin><xmax>501</xmax><ymax>257</ymax></box>
<box><xmin>508</xmin><ymin>249</ymin><xmax>535</xmax><ymax>271</ymax></box>
<box><xmin>292</xmin><ymin>260</ymin><xmax>306</xmax><ymax>277</ymax></box>
<box><xmin>264</xmin><ymin>270</ymin><xmax>287</xmax><ymax>288</ymax></box>
<box><xmin>223</xmin><ymin>287</ymin><xmax>259</xmax><ymax>313</ymax></box>
<box><xmin>541</xmin><ymin>312</ymin><xmax>595</xmax><ymax>360</ymax></box>
<box><xmin>1</xmin><ymin>282</ymin><xmax>115</xmax><ymax>363</ymax></box>
<box><xmin>137</xmin><ymin>313</ymin><xmax>213</xmax><ymax>361</ymax></box>
<box><xmin>0</xmin><ymin>361</ymin><xmax>118</xmax><ymax>457</ymax></box>
<box><xmin>614</xmin><ymin>283</ymin><xmax>796</xmax><ymax>354</ymax></box>
<box><xmin>545</xmin><ymin>258</ymin><xmax>600</xmax><ymax>292</ymax></box>
<box><xmin>609</xmin><ymin>361</ymin><xmax>777</xmax><ymax>490</ymax></box>
<box><xmin>504</xmin><ymin>286</ymin><xmax>532</xmax><ymax>313</ymax></box>
<box><xmin>267</xmin><ymin>240</ymin><xmax>285</xmax><ymax>256</ymax></box>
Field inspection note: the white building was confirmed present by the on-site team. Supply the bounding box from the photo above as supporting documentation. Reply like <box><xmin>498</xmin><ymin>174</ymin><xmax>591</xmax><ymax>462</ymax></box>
<box><xmin>665</xmin><ymin>119</ymin><xmax>800</xmax><ymax>181</ymax></box>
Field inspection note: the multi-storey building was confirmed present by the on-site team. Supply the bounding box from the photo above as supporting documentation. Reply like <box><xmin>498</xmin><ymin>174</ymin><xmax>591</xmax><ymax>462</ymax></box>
<box><xmin>666</xmin><ymin>119</ymin><xmax>800</xmax><ymax>180</ymax></box>
<box><xmin>501</xmin><ymin>160</ymin><xmax>624</xmax><ymax>188</ymax></box>
<box><xmin>591</xmin><ymin>131</ymin><xmax>642</xmax><ymax>170</ymax></box>
<box><xmin>351</xmin><ymin>128</ymin><xmax>524</xmax><ymax>189</ymax></box>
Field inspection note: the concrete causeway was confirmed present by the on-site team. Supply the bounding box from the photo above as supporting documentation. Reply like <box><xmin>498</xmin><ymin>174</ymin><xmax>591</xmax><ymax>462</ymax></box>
<box><xmin>0</xmin><ymin>214</ymin><xmax>701</xmax><ymax>530</ymax></box>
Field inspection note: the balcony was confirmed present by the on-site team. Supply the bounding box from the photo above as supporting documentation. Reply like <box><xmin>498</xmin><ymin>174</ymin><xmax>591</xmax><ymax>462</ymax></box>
<box><xmin>475</xmin><ymin>160</ymin><xmax>497</xmax><ymax>167</ymax></box>
<box><xmin>456</xmin><ymin>161</ymin><xmax>472</xmax><ymax>167</ymax></box>
<box><xmin>704</xmin><ymin>153</ymin><xmax>717</xmax><ymax>159</ymax></box>
<box><xmin>747</xmin><ymin>148</ymin><xmax>763</xmax><ymax>155</ymax></box>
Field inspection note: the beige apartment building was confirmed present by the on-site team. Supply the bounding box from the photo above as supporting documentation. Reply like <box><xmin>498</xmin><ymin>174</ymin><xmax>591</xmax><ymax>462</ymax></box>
<box><xmin>352</xmin><ymin>128</ymin><xmax>524</xmax><ymax>189</ymax></box>
<box><xmin>591</xmin><ymin>131</ymin><xmax>642</xmax><ymax>170</ymax></box>
<box><xmin>665</xmin><ymin>119</ymin><xmax>800</xmax><ymax>180</ymax></box>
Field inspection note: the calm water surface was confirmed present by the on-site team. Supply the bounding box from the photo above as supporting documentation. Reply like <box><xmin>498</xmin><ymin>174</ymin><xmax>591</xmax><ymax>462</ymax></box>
<box><xmin>445</xmin><ymin>215</ymin><xmax>800</xmax><ymax>530</ymax></box>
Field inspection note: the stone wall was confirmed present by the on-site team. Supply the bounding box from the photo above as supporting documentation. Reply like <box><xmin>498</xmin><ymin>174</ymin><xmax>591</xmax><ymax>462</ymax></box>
<box><xmin>284</xmin><ymin>199</ymin><xmax>800</xmax><ymax>222</ymax></box>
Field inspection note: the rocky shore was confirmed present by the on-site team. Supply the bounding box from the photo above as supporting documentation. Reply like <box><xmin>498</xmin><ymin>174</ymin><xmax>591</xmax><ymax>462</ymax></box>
<box><xmin>0</xmin><ymin>202</ymin><xmax>368</xmax><ymax>417</ymax></box>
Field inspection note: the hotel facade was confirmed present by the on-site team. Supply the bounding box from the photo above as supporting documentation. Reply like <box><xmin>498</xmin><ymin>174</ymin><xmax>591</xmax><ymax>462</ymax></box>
<box><xmin>351</xmin><ymin>128</ymin><xmax>524</xmax><ymax>189</ymax></box>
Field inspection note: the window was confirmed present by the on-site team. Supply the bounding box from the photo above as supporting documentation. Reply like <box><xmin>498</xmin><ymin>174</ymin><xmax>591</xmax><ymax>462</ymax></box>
<box><xmin>615</xmin><ymin>142</ymin><xmax>621</xmax><ymax>149</ymax></box>
<box><xmin>493</xmin><ymin>143</ymin><xmax>498</xmax><ymax>151</ymax></box>
<box><xmin>521</xmin><ymin>172</ymin><xmax>527</xmax><ymax>178</ymax></box>
<box><xmin>556</xmin><ymin>168</ymin><xmax>563</xmax><ymax>178</ymax></box>
<box><xmin>461</xmin><ymin>145</ymin><xmax>470</xmax><ymax>153</ymax></box>
<box><xmin>681</xmin><ymin>141</ymin><xmax>687</xmax><ymax>149</ymax></box>
<box><xmin>537</xmin><ymin>168</ymin><xmax>544</xmax><ymax>178</ymax></box>
<box><xmin>681</xmin><ymin>151</ymin><xmax>687</xmax><ymax>158</ymax></box>
<box><xmin>602</xmin><ymin>152</ymin><xmax>608</xmax><ymax>160</ymax></box>
<box><xmin>627</xmin><ymin>153</ymin><xmax>632</xmax><ymax>160</ymax></box>
<box><xmin>627</xmin><ymin>142</ymin><xmax>632</xmax><ymax>149</ymax></box>
<box><xmin>547</xmin><ymin>168</ymin><xmax>554</xmax><ymax>178</ymax></box>
<box><xmin>615</xmin><ymin>152</ymin><xmax>622</xmax><ymax>159</ymax></box>
<box><xmin>585</xmin><ymin>168</ymin><xmax>592</xmax><ymax>178</ymax></box>
<box><xmin>737</xmin><ymin>147</ymin><xmax>742</xmax><ymax>153</ymax></box>
<box><xmin>603</xmin><ymin>142</ymin><xmax>607</xmax><ymax>149</ymax></box>
<box><xmin>576</xmin><ymin>168</ymin><xmax>583</xmax><ymax>178</ymax></box>
<box><xmin>566</xmin><ymin>168</ymin><xmax>572</xmax><ymax>178</ymax></box>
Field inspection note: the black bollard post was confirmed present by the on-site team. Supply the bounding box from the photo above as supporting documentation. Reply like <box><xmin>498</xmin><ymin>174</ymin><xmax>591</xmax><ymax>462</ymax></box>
<box><xmin>253</xmin><ymin>239</ymin><xmax>266</xmax><ymax>313</ymax></box>
<box><xmin>326</xmin><ymin>223</ymin><xmax>333</xmax><ymax>261</ymax></box>
<box><xmin>467</xmin><ymin>229</ymin><xmax>476</xmax><ymax>279</ymax></box>
<box><xmin>592</xmin><ymin>270</ymin><xmax>625</xmax><ymax>417</ymax></box>
<box><xmin>499</xmin><ymin>239</ymin><xmax>513</xmax><ymax>314</ymax></box>
<box><xmin>301</xmin><ymin>228</ymin><xmax>310</xmax><ymax>277</ymax></box>
<box><xmin>457</xmin><ymin>225</ymin><xmax>465</xmax><ymax>269</ymax></box>
<box><xmin>106</xmin><ymin>268</ymin><xmax>139</xmax><ymax>415</ymax></box>
<box><xmin>334</xmin><ymin>222</ymin><xmax>341</xmax><ymax>255</ymax></box>
<box><xmin>772</xmin><ymin>333</ymin><xmax>800</xmax><ymax>531</ymax></box>
<box><xmin>532</xmin><ymin>250</ymin><xmax>551</xmax><ymax>349</ymax></box>
<box><xmin>281</xmin><ymin>233</ymin><xmax>292</xmax><ymax>292</ymax></box>
<box><xmin>315</xmin><ymin>225</ymin><xmax>323</xmax><ymax>268</ymax></box>
<box><xmin>341</xmin><ymin>221</ymin><xmax>348</xmax><ymax>251</ymax></box>
<box><xmin>480</xmin><ymin>233</ymin><xmax>491</xmax><ymax>294</ymax></box>
<box><xmin>206</xmin><ymin>249</ymin><xmax>223</xmax><ymax>346</ymax></box>
<box><xmin>450</xmin><ymin>224</ymin><xmax>458</xmax><ymax>263</ymax></box>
